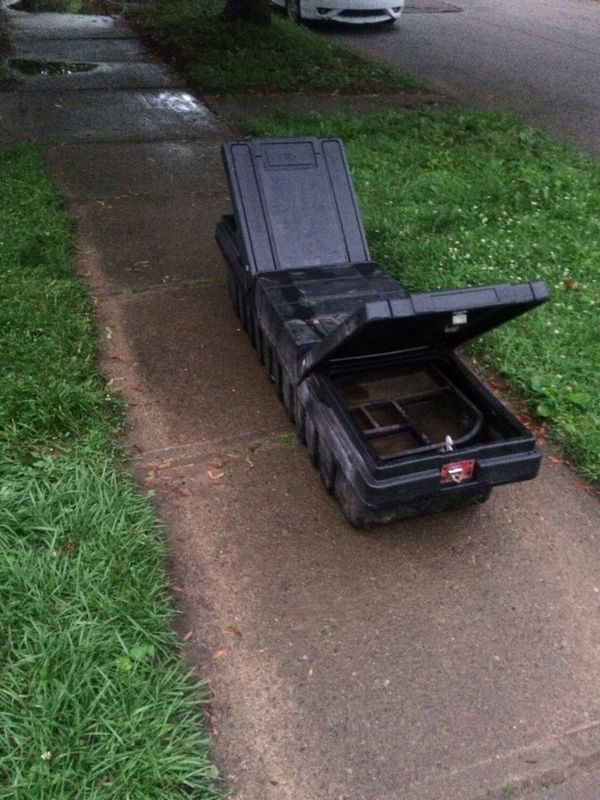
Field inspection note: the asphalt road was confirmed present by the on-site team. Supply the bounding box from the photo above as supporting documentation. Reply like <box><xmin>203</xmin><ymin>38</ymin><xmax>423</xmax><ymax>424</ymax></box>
<box><xmin>330</xmin><ymin>0</ymin><xmax>600</xmax><ymax>155</ymax></box>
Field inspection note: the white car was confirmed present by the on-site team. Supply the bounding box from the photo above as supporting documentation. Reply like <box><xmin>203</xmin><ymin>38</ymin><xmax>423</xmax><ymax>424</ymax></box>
<box><xmin>275</xmin><ymin>0</ymin><xmax>405</xmax><ymax>26</ymax></box>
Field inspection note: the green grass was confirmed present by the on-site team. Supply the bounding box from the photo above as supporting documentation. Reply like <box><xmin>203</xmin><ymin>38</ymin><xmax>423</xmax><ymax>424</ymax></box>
<box><xmin>0</xmin><ymin>147</ymin><xmax>118</xmax><ymax>462</ymax></box>
<box><xmin>0</xmin><ymin>144</ymin><xmax>222</xmax><ymax>798</ymax></box>
<box><xmin>245</xmin><ymin>110</ymin><xmax>600</xmax><ymax>482</ymax></box>
<box><xmin>131</xmin><ymin>0</ymin><xmax>422</xmax><ymax>93</ymax></box>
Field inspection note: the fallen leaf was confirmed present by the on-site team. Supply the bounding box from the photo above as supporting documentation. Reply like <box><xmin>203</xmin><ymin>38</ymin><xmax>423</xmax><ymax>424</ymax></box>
<box><xmin>143</xmin><ymin>469</ymin><xmax>157</xmax><ymax>487</ymax></box>
<box><xmin>226</xmin><ymin>625</ymin><xmax>242</xmax><ymax>638</ymax></box>
<box><xmin>208</xmin><ymin>453</ymin><xmax>237</xmax><ymax>470</ymax></box>
<box><xmin>563</xmin><ymin>278</ymin><xmax>578</xmax><ymax>291</ymax></box>
<box><xmin>212</xmin><ymin>644</ymin><xmax>232</xmax><ymax>660</ymax></box>
<box><xmin>207</xmin><ymin>470</ymin><xmax>225</xmax><ymax>481</ymax></box>
<box><xmin>160</xmin><ymin>486</ymin><xmax>189</xmax><ymax>497</ymax></box>
<box><xmin>547</xmin><ymin>455</ymin><xmax>563</xmax><ymax>465</ymax></box>
<box><xmin>517</xmin><ymin>413</ymin><xmax>546</xmax><ymax>444</ymax></box>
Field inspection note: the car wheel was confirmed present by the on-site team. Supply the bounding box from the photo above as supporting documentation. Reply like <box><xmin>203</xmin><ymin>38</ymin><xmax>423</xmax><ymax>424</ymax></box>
<box><xmin>285</xmin><ymin>0</ymin><xmax>302</xmax><ymax>23</ymax></box>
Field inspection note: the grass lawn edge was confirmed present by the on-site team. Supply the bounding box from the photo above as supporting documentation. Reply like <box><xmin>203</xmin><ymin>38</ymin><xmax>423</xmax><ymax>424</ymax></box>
<box><xmin>129</xmin><ymin>0</ymin><xmax>425</xmax><ymax>95</ymax></box>
<box><xmin>0</xmin><ymin>142</ymin><xmax>224</xmax><ymax>799</ymax></box>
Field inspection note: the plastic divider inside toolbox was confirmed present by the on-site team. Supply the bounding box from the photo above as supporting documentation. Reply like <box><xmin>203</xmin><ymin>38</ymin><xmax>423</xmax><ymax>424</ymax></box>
<box><xmin>221</xmin><ymin>138</ymin><xmax>370</xmax><ymax>278</ymax></box>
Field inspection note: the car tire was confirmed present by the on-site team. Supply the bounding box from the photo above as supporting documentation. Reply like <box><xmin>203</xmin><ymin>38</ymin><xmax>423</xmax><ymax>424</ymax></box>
<box><xmin>285</xmin><ymin>0</ymin><xmax>302</xmax><ymax>23</ymax></box>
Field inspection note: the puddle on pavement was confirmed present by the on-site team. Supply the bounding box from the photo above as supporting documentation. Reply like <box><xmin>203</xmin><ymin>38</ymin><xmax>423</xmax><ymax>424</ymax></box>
<box><xmin>9</xmin><ymin>0</ymin><xmax>125</xmax><ymax>13</ymax></box>
<box><xmin>9</xmin><ymin>57</ymin><xmax>99</xmax><ymax>75</ymax></box>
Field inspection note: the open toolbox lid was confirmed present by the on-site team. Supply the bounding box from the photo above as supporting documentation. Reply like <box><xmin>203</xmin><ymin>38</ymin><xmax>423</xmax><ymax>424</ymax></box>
<box><xmin>221</xmin><ymin>137</ymin><xmax>370</xmax><ymax>274</ymax></box>
<box><xmin>299</xmin><ymin>280</ymin><xmax>549</xmax><ymax>379</ymax></box>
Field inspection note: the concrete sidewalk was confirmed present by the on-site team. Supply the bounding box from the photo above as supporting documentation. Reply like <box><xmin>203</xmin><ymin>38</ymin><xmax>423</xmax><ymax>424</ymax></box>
<box><xmin>1</xmin><ymin>6</ymin><xmax>599</xmax><ymax>799</ymax></box>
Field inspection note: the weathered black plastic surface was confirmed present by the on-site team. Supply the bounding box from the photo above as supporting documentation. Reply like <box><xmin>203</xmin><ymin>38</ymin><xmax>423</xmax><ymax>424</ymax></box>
<box><xmin>216</xmin><ymin>136</ymin><xmax>549</xmax><ymax>527</ymax></box>
<box><xmin>299</xmin><ymin>281</ymin><xmax>549</xmax><ymax>379</ymax></box>
<box><xmin>254</xmin><ymin>262</ymin><xmax>407</xmax><ymax>385</ymax></box>
<box><xmin>221</xmin><ymin>138</ymin><xmax>370</xmax><ymax>278</ymax></box>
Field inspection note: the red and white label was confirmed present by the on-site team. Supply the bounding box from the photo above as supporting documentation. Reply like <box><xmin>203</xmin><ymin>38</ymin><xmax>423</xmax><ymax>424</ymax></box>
<box><xmin>440</xmin><ymin>460</ymin><xmax>476</xmax><ymax>484</ymax></box>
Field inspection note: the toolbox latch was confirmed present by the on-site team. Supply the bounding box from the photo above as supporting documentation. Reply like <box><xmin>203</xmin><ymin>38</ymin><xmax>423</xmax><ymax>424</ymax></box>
<box><xmin>441</xmin><ymin>460</ymin><xmax>476</xmax><ymax>484</ymax></box>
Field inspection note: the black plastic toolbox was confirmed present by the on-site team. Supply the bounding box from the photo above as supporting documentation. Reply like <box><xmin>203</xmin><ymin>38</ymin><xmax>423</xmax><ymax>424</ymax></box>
<box><xmin>216</xmin><ymin>137</ymin><xmax>549</xmax><ymax>526</ymax></box>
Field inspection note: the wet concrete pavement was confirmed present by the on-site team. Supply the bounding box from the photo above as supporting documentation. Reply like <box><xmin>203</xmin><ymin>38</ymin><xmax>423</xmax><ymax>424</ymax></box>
<box><xmin>1</xmin><ymin>5</ymin><xmax>599</xmax><ymax>799</ymax></box>
<box><xmin>0</xmin><ymin>89</ymin><xmax>220</xmax><ymax>142</ymax></box>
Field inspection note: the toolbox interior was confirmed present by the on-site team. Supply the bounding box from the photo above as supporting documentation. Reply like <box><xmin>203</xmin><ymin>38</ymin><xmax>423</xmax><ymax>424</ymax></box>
<box><xmin>330</xmin><ymin>356</ymin><xmax>521</xmax><ymax>462</ymax></box>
